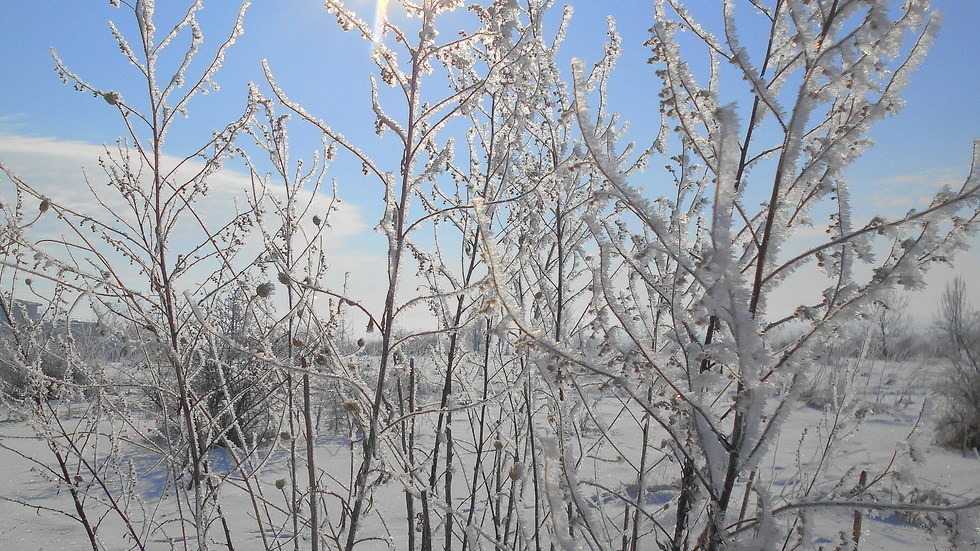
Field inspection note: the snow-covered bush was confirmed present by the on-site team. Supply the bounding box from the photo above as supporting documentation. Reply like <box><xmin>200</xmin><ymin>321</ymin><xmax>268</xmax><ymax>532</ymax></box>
<box><xmin>473</xmin><ymin>0</ymin><xmax>980</xmax><ymax>548</ymax></box>
<box><xmin>934</xmin><ymin>277</ymin><xmax>980</xmax><ymax>450</ymax></box>
<box><xmin>191</xmin><ymin>288</ymin><xmax>282</xmax><ymax>448</ymax></box>
<box><xmin>0</xmin><ymin>0</ymin><xmax>979</xmax><ymax>550</ymax></box>
<box><xmin>0</xmin><ymin>2</ymin><xmax>275</xmax><ymax>547</ymax></box>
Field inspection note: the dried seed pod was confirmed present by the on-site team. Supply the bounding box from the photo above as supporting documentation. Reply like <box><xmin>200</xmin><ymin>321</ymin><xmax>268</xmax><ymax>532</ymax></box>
<box><xmin>274</xmin><ymin>478</ymin><xmax>286</xmax><ymax>490</ymax></box>
<box><xmin>256</xmin><ymin>282</ymin><xmax>275</xmax><ymax>298</ymax></box>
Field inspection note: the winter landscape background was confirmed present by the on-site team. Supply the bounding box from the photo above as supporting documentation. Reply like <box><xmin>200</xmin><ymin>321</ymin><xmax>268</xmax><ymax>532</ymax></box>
<box><xmin>0</xmin><ymin>1</ymin><xmax>979</xmax><ymax>549</ymax></box>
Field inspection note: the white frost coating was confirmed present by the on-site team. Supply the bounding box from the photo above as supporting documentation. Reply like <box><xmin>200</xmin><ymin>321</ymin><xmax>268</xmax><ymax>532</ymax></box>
<box><xmin>12</xmin><ymin>1</ymin><xmax>980</xmax><ymax>550</ymax></box>
<box><xmin>106</xmin><ymin>21</ymin><xmax>143</xmax><ymax>70</ymax></box>
<box><xmin>538</xmin><ymin>435</ymin><xmax>578</xmax><ymax>551</ymax></box>
<box><xmin>370</xmin><ymin>75</ymin><xmax>407</xmax><ymax>143</ymax></box>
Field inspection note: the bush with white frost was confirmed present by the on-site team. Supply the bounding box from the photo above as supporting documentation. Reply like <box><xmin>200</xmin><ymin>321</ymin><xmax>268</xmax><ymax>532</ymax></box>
<box><xmin>934</xmin><ymin>277</ymin><xmax>980</xmax><ymax>451</ymax></box>
<box><xmin>0</xmin><ymin>1</ymin><xmax>979</xmax><ymax>550</ymax></box>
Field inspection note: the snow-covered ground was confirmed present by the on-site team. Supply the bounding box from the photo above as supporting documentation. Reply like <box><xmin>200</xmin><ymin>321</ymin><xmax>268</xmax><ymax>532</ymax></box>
<box><xmin>1</xmin><ymin>355</ymin><xmax>978</xmax><ymax>550</ymax></box>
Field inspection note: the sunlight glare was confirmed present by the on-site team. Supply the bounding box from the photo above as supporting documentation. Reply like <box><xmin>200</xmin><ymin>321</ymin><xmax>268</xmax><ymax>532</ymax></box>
<box><xmin>372</xmin><ymin>0</ymin><xmax>389</xmax><ymax>44</ymax></box>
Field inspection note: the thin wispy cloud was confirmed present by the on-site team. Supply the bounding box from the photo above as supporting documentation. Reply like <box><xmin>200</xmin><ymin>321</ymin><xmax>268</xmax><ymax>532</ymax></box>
<box><xmin>872</xmin><ymin>167</ymin><xmax>961</xmax><ymax>187</ymax></box>
<box><xmin>854</xmin><ymin>166</ymin><xmax>967</xmax><ymax>216</ymax></box>
<box><xmin>868</xmin><ymin>194</ymin><xmax>916</xmax><ymax>209</ymax></box>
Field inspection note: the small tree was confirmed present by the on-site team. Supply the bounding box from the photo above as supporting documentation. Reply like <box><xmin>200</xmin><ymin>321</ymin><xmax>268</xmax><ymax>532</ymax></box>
<box><xmin>934</xmin><ymin>277</ymin><xmax>980</xmax><ymax>450</ymax></box>
<box><xmin>871</xmin><ymin>295</ymin><xmax>916</xmax><ymax>360</ymax></box>
<box><xmin>2</xmin><ymin>2</ymin><xmax>261</xmax><ymax>548</ymax></box>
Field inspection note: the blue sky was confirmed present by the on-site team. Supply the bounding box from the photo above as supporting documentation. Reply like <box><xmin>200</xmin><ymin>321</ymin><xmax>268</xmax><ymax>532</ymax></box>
<box><xmin>0</xmin><ymin>0</ymin><xmax>977</xmax><ymax>324</ymax></box>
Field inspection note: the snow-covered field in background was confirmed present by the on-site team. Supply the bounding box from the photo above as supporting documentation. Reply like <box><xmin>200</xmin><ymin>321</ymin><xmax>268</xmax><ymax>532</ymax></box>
<box><xmin>1</xmin><ymin>355</ymin><xmax>978</xmax><ymax>550</ymax></box>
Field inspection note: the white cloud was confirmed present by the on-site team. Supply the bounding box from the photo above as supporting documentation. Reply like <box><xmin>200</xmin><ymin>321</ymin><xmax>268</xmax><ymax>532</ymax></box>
<box><xmin>0</xmin><ymin>133</ymin><xmax>367</xmax><ymax>250</ymax></box>
<box><xmin>0</xmin><ymin>133</ymin><xmax>399</xmax><ymax>324</ymax></box>
<box><xmin>3</xmin><ymin>134</ymin><xmax>976</xmax><ymax>332</ymax></box>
